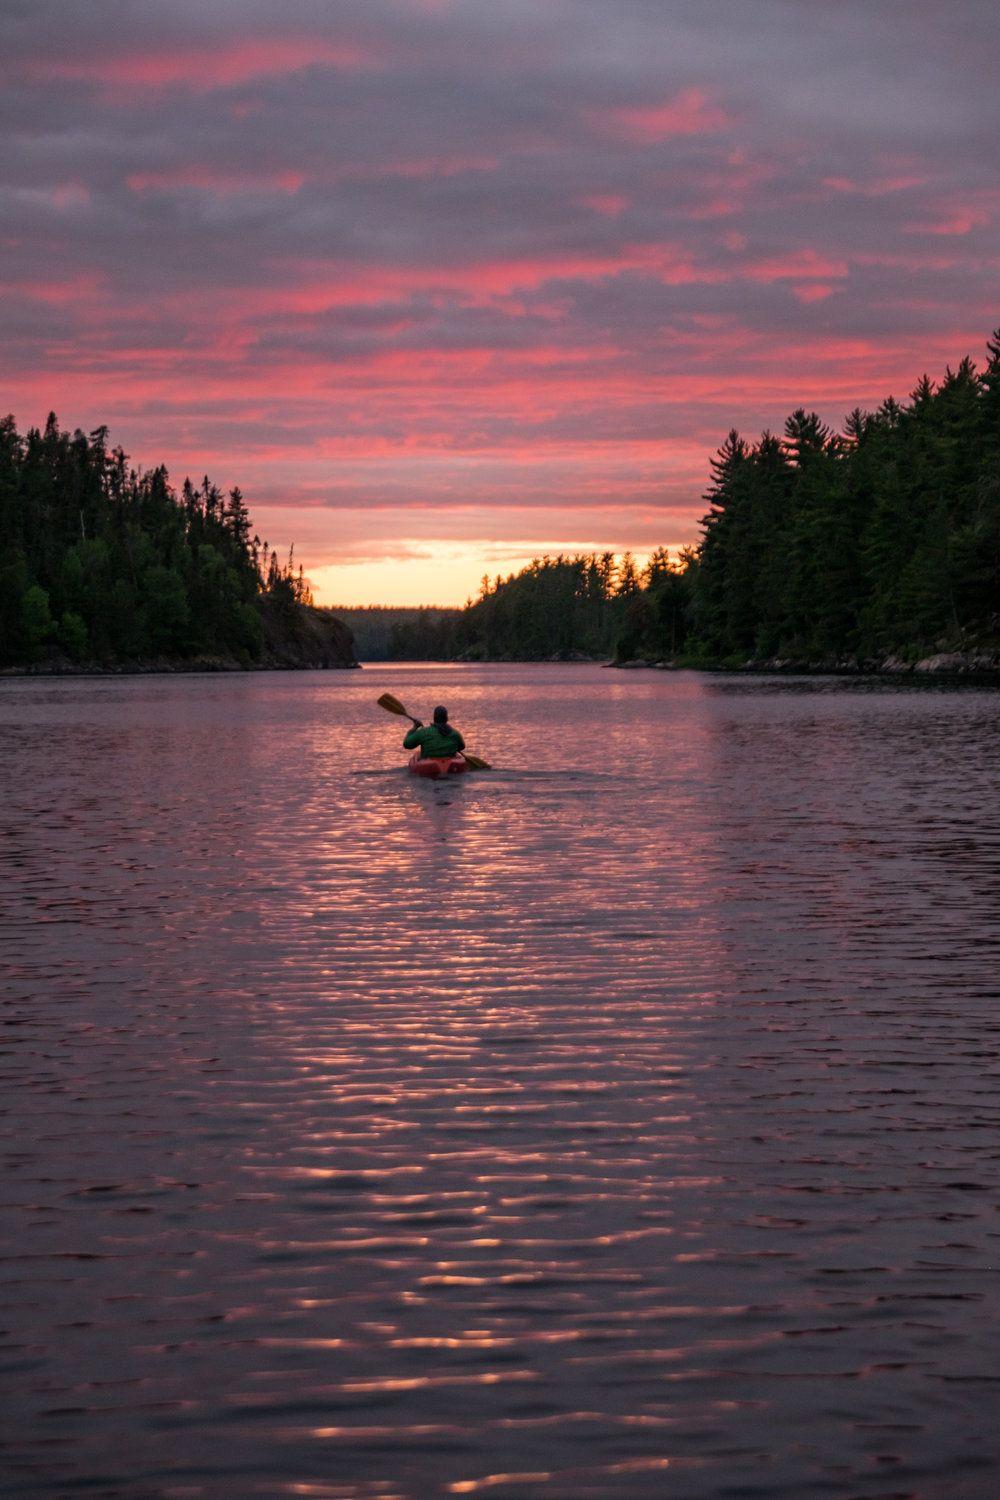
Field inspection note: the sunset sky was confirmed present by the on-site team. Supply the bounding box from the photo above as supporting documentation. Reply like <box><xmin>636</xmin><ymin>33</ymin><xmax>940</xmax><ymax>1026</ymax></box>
<box><xmin>3</xmin><ymin>0</ymin><xmax>998</xmax><ymax>604</ymax></box>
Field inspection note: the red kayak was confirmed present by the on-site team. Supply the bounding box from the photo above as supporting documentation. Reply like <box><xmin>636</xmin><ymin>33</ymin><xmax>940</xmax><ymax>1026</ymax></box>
<box><xmin>408</xmin><ymin>751</ymin><xmax>470</xmax><ymax>778</ymax></box>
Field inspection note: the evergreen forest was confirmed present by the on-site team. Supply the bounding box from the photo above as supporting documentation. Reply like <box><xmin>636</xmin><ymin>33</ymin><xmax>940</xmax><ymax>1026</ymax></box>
<box><xmin>5</xmin><ymin>328</ymin><xmax>998</xmax><ymax>671</ymax></box>
<box><xmin>388</xmin><ymin>328</ymin><xmax>1000</xmax><ymax>665</ymax></box>
<box><xmin>0</xmin><ymin>414</ymin><xmax>314</xmax><ymax>667</ymax></box>
<box><xmin>384</xmin><ymin>549</ymin><xmax>689</xmax><ymax>662</ymax></box>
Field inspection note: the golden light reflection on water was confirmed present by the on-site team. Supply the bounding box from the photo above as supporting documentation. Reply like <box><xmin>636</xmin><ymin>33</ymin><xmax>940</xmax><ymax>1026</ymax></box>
<box><xmin>2</xmin><ymin>667</ymin><xmax>1000</xmax><ymax>1497</ymax></box>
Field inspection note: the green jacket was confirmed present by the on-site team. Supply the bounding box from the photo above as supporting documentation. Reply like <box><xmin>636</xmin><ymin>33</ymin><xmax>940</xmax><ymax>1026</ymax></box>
<box><xmin>404</xmin><ymin>723</ymin><xmax>465</xmax><ymax>758</ymax></box>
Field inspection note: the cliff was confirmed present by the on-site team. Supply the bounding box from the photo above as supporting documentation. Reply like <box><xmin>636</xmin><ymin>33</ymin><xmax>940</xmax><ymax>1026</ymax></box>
<box><xmin>257</xmin><ymin>599</ymin><xmax>358</xmax><ymax>669</ymax></box>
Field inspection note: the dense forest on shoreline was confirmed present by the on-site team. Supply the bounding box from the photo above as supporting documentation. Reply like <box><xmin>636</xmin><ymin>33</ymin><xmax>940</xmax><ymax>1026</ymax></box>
<box><xmin>0</xmin><ymin>414</ymin><xmax>354</xmax><ymax>670</ymax></box>
<box><xmin>6</xmin><ymin>327</ymin><xmax>998</xmax><ymax>673</ymax></box>
<box><xmin>386</xmin><ymin>329</ymin><xmax>1000</xmax><ymax>666</ymax></box>
<box><xmin>382</xmin><ymin>549</ymin><xmax>689</xmax><ymax>662</ymax></box>
<box><xmin>693</xmin><ymin>328</ymin><xmax>1000</xmax><ymax>666</ymax></box>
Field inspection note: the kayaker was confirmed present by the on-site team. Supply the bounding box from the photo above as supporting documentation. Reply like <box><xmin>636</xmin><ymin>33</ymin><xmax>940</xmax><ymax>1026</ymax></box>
<box><xmin>403</xmin><ymin>705</ymin><xmax>466</xmax><ymax>760</ymax></box>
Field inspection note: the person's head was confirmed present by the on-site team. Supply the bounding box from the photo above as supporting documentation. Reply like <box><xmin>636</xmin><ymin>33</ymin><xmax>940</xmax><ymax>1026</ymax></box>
<box><xmin>433</xmin><ymin>705</ymin><xmax>449</xmax><ymax>725</ymax></box>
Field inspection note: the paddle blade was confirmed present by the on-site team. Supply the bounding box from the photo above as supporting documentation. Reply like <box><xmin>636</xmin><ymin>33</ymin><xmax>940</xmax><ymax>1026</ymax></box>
<box><xmin>377</xmin><ymin>693</ymin><xmax>409</xmax><ymax>717</ymax></box>
<box><xmin>463</xmin><ymin>752</ymin><xmax>491</xmax><ymax>770</ymax></box>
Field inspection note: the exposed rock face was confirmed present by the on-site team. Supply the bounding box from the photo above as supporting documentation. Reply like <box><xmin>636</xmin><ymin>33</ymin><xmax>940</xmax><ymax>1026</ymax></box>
<box><xmin>879</xmin><ymin>655</ymin><xmax>912</xmax><ymax>673</ymax></box>
<box><xmin>912</xmin><ymin>651</ymin><xmax>1000</xmax><ymax>674</ymax></box>
<box><xmin>257</xmin><ymin>600</ymin><xmax>358</xmax><ymax>669</ymax></box>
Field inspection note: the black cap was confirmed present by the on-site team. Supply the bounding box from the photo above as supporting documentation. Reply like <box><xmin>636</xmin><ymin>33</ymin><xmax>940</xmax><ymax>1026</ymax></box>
<box><xmin>433</xmin><ymin>705</ymin><xmax>448</xmax><ymax>724</ymax></box>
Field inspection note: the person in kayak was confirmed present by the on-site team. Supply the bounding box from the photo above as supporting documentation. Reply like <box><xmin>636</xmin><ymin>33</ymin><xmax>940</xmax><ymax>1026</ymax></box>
<box><xmin>403</xmin><ymin>705</ymin><xmax>466</xmax><ymax>760</ymax></box>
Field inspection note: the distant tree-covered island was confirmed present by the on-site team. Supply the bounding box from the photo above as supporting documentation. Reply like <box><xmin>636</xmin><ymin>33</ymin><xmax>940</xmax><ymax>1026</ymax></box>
<box><xmin>0</xmin><ymin>415</ymin><xmax>356</xmax><ymax>672</ymax></box>
<box><xmin>383</xmin><ymin>329</ymin><xmax>1000</xmax><ymax>672</ymax></box>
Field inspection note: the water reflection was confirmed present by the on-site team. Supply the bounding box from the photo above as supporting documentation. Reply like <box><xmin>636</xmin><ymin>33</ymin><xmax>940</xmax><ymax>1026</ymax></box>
<box><xmin>1</xmin><ymin>666</ymin><xmax>999</xmax><ymax>1497</ymax></box>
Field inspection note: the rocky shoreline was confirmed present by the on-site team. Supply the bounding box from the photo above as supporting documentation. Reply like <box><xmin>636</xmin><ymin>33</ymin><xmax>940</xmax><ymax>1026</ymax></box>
<box><xmin>610</xmin><ymin>649</ymin><xmax>1000</xmax><ymax>677</ymax></box>
<box><xmin>0</xmin><ymin>657</ymin><xmax>361</xmax><ymax>678</ymax></box>
<box><xmin>1</xmin><ymin>602</ymin><xmax>359</xmax><ymax>677</ymax></box>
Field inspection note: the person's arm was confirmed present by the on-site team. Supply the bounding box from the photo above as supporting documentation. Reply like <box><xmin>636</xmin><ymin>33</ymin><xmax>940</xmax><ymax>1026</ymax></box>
<box><xmin>453</xmin><ymin>730</ymin><xmax>466</xmax><ymax>751</ymax></box>
<box><xmin>403</xmin><ymin>725</ymin><xmax>425</xmax><ymax>750</ymax></box>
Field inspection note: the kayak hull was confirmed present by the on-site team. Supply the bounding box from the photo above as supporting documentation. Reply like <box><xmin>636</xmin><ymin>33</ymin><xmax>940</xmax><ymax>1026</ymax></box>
<box><xmin>408</xmin><ymin>751</ymin><xmax>470</xmax><ymax>778</ymax></box>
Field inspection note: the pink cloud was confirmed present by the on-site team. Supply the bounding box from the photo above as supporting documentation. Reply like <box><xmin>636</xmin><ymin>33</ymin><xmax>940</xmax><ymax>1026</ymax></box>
<box><xmin>27</xmin><ymin>37</ymin><xmax>377</xmax><ymax>97</ymax></box>
<box><xmin>792</xmin><ymin>283</ymin><xmax>837</xmax><ymax>303</ymax></box>
<box><xmin>257</xmin><ymin>245</ymin><xmax>705</xmax><ymax>312</ymax></box>
<box><xmin>685</xmin><ymin>196</ymin><xmax>740</xmax><ymax>220</ymax></box>
<box><xmin>823</xmin><ymin>173</ymin><xmax>927</xmax><ymax>196</ymax></box>
<box><xmin>872</xmin><ymin>173</ymin><xmax>928</xmax><ymax>194</ymax></box>
<box><xmin>747</xmin><ymin>249</ymin><xmax>849</xmax><ymax>283</ymax></box>
<box><xmin>366</xmin><ymin>156</ymin><xmax>500</xmax><ymax>181</ymax></box>
<box><xmin>1</xmin><ymin>273</ymin><xmax>103</xmax><ymax>305</ymax></box>
<box><xmin>597</xmin><ymin>88</ymin><xmax>731</xmax><ymax>144</ymax></box>
<box><xmin>578</xmin><ymin>194</ymin><xmax>630</xmax><ymax>217</ymax></box>
<box><xmin>49</xmin><ymin>183</ymin><xmax>91</xmax><ymax>208</ymax></box>
<box><xmin>127</xmin><ymin>166</ymin><xmax>306</xmax><ymax>195</ymax></box>
<box><xmin>905</xmin><ymin>208</ymin><xmax>993</xmax><ymax>236</ymax></box>
<box><xmin>822</xmin><ymin>175</ymin><xmax>857</xmax><ymax>194</ymax></box>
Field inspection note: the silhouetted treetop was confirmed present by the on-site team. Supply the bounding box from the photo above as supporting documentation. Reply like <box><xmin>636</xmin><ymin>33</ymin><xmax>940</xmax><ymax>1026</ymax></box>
<box><xmin>0</xmin><ymin>415</ymin><xmax>312</xmax><ymax>666</ymax></box>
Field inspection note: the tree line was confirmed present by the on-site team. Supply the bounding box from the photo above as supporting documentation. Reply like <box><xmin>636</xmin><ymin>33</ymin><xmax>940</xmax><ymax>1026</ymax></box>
<box><xmin>8</xmin><ymin>327</ymin><xmax>997</xmax><ymax>669</ymax></box>
<box><xmin>387</xmin><ymin>328</ymin><xmax>1000</xmax><ymax>664</ymax></box>
<box><xmin>331</xmin><ymin>605</ymin><xmax>463</xmax><ymax>661</ymax></box>
<box><xmin>694</xmin><ymin>328</ymin><xmax>1000</xmax><ymax>663</ymax></box>
<box><xmin>383</xmin><ymin>549</ymin><xmax>691</xmax><ymax>661</ymax></box>
<box><xmin>0</xmin><ymin>413</ymin><xmax>312</xmax><ymax>666</ymax></box>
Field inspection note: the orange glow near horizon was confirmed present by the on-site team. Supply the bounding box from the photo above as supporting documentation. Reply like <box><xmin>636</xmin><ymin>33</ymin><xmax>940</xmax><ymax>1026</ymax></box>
<box><xmin>309</xmin><ymin>544</ymin><xmax>685</xmax><ymax>610</ymax></box>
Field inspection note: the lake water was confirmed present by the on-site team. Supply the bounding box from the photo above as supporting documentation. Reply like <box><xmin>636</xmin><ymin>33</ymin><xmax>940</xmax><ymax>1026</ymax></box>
<box><xmin>2</xmin><ymin>664</ymin><xmax>1000</xmax><ymax>1499</ymax></box>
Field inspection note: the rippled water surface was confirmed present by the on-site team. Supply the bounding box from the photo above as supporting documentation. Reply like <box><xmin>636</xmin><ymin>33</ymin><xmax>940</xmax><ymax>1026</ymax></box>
<box><xmin>3</xmin><ymin>664</ymin><xmax>1000</xmax><ymax>1499</ymax></box>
